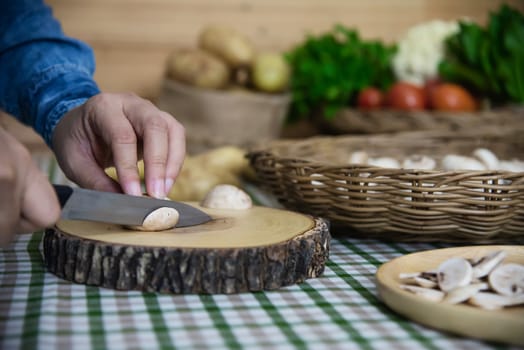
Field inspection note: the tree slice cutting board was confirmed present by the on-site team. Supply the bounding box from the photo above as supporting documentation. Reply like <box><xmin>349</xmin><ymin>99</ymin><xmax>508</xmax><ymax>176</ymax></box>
<box><xmin>43</xmin><ymin>204</ymin><xmax>330</xmax><ymax>294</ymax></box>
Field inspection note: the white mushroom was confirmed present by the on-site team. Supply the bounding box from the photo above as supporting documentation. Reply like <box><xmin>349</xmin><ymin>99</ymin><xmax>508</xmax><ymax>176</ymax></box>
<box><xmin>488</xmin><ymin>263</ymin><xmax>524</xmax><ymax>296</ymax></box>
<box><xmin>127</xmin><ymin>207</ymin><xmax>180</xmax><ymax>231</ymax></box>
<box><xmin>348</xmin><ymin>151</ymin><xmax>369</xmax><ymax>165</ymax></box>
<box><xmin>443</xmin><ymin>282</ymin><xmax>489</xmax><ymax>304</ymax></box>
<box><xmin>471</xmin><ymin>250</ymin><xmax>507</xmax><ymax>279</ymax></box>
<box><xmin>400</xmin><ymin>285</ymin><xmax>445</xmax><ymax>302</ymax></box>
<box><xmin>441</xmin><ymin>155</ymin><xmax>486</xmax><ymax>171</ymax></box>
<box><xmin>200</xmin><ymin>184</ymin><xmax>252</xmax><ymax>210</ymax></box>
<box><xmin>472</xmin><ymin>148</ymin><xmax>499</xmax><ymax>170</ymax></box>
<box><xmin>367</xmin><ymin>157</ymin><xmax>400</xmax><ymax>168</ymax></box>
<box><xmin>437</xmin><ymin>257</ymin><xmax>473</xmax><ymax>292</ymax></box>
<box><xmin>402</xmin><ymin>155</ymin><xmax>436</xmax><ymax>170</ymax></box>
<box><xmin>498</xmin><ymin>160</ymin><xmax>524</xmax><ymax>172</ymax></box>
<box><xmin>468</xmin><ymin>292</ymin><xmax>524</xmax><ymax>310</ymax></box>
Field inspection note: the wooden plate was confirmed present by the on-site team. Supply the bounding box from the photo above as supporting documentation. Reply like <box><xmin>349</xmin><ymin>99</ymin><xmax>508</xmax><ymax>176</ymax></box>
<box><xmin>375</xmin><ymin>245</ymin><xmax>524</xmax><ymax>346</ymax></box>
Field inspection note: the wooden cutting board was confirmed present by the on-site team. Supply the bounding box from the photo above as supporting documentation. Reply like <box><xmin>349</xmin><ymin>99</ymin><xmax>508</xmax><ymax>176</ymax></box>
<box><xmin>43</xmin><ymin>204</ymin><xmax>330</xmax><ymax>294</ymax></box>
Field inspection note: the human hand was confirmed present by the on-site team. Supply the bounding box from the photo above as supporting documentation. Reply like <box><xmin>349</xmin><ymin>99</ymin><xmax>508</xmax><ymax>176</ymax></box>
<box><xmin>52</xmin><ymin>92</ymin><xmax>186</xmax><ymax>198</ymax></box>
<box><xmin>0</xmin><ymin>127</ymin><xmax>60</xmax><ymax>246</ymax></box>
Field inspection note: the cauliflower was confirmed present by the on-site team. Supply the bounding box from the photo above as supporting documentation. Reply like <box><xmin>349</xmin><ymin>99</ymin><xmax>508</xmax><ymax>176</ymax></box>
<box><xmin>392</xmin><ymin>20</ymin><xmax>459</xmax><ymax>86</ymax></box>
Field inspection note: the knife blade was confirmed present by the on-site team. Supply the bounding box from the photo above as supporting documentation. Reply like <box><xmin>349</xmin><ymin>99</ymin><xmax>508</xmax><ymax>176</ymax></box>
<box><xmin>53</xmin><ymin>184</ymin><xmax>211</xmax><ymax>228</ymax></box>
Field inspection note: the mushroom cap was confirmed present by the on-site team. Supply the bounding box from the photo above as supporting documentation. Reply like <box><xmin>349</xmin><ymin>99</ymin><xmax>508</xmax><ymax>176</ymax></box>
<box><xmin>472</xmin><ymin>148</ymin><xmax>499</xmax><ymax>170</ymax></box>
<box><xmin>200</xmin><ymin>184</ymin><xmax>252</xmax><ymax>210</ymax></box>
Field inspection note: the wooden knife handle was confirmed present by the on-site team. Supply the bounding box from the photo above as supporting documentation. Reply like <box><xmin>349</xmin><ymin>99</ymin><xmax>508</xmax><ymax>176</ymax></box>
<box><xmin>53</xmin><ymin>184</ymin><xmax>73</xmax><ymax>208</ymax></box>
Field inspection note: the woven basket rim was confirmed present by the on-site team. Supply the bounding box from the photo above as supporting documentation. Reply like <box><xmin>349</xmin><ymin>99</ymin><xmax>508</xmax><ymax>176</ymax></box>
<box><xmin>250</xmin><ymin>129</ymin><xmax>524</xmax><ymax>174</ymax></box>
<box><xmin>247</xmin><ymin>130</ymin><xmax>524</xmax><ymax>242</ymax></box>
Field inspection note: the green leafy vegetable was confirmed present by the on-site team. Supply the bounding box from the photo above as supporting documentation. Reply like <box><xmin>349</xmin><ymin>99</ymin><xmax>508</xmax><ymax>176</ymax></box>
<box><xmin>285</xmin><ymin>25</ymin><xmax>397</xmax><ymax>122</ymax></box>
<box><xmin>439</xmin><ymin>5</ymin><xmax>524</xmax><ymax>104</ymax></box>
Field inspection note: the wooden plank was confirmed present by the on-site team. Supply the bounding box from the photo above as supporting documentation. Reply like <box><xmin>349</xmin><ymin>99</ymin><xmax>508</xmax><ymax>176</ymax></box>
<box><xmin>49</xmin><ymin>0</ymin><xmax>520</xmax><ymax>97</ymax></box>
<box><xmin>9</xmin><ymin>0</ymin><xmax>524</xmax><ymax>146</ymax></box>
<box><xmin>47</xmin><ymin>0</ymin><xmax>524</xmax><ymax>48</ymax></box>
<box><xmin>92</xmin><ymin>47</ymin><xmax>167</xmax><ymax>99</ymax></box>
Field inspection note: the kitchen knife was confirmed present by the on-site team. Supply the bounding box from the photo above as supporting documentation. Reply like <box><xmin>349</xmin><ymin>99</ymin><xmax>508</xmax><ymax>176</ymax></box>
<box><xmin>53</xmin><ymin>184</ymin><xmax>211</xmax><ymax>227</ymax></box>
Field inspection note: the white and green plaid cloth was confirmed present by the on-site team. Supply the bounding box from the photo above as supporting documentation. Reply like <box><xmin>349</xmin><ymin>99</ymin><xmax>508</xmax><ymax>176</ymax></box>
<box><xmin>0</xmin><ymin>152</ymin><xmax>519</xmax><ymax>349</ymax></box>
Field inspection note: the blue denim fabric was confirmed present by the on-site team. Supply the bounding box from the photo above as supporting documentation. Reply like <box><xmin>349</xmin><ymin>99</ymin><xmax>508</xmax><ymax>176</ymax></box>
<box><xmin>0</xmin><ymin>0</ymin><xmax>101</xmax><ymax>146</ymax></box>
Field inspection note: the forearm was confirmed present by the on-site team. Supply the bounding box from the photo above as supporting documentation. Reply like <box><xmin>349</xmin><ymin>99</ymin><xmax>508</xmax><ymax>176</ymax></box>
<box><xmin>0</xmin><ymin>0</ymin><xmax>100</xmax><ymax>146</ymax></box>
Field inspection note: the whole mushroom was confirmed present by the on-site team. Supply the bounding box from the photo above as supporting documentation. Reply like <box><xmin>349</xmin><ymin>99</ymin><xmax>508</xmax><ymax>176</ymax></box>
<box><xmin>201</xmin><ymin>184</ymin><xmax>253</xmax><ymax>210</ymax></box>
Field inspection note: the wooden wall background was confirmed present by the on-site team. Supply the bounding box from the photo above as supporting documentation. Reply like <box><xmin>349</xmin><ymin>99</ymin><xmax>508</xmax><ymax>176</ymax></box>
<box><xmin>3</xmin><ymin>0</ymin><xmax>523</xmax><ymax>148</ymax></box>
<box><xmin>48</xmin><ymin>0</ymin><xmax>524</xmax><ymax>100</ymax></box>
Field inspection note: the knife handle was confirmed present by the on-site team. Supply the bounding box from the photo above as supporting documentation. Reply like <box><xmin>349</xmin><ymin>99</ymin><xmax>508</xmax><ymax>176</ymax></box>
<box><xmin>53</xmin><ymin>184</ymin><xmax>73</xmax><ymax>208</ymax></box>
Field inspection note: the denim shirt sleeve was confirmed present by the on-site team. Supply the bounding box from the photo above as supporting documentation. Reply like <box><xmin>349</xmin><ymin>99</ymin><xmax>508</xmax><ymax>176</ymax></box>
<box><xmin>0</xmin><ymin>0</ymin><xmax>101</xmax><ymax>146</ymax></box>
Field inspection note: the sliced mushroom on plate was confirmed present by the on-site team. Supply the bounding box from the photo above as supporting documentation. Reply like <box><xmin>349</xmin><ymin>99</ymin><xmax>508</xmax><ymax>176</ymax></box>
<box><xmin>471</xmin><ymin>250</ymin><xmax>507</xmax><ymax>279</ymax></box>
<box><xmin>400</xmin><ymin>285</ymin><xmax>445</xmax><ymax>302</ymax></box>
<box><xmin>399</xmin><ymin>272</ymin><xmax>438</xmax><ymax>288</ymax></box>
<box><xmin>437</xmin><ymin>257</ymin><xmax>473</xmax><ymax>292</ymax></box>
<box><xmin>443</xmin><ymin>283</ymin><xmax>489</xmax><ymax>305</ymax></box>
<box><xmin>398</xmin><ymin>250</ymin><xmax>524</xmax><ymax>309</ymax></box>
<box><xmin>488</xmin><ymin>263</ymin><xmax>524</xmax><ymax>296</ymax></box>
<box><xmin>469</xmin><ymin>292</ymin><xmax>524</xmax><ymax>310</ymax></box>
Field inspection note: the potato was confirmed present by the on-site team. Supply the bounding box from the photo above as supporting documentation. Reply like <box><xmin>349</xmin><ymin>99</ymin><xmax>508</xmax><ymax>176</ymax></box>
<box><xmin>165</xmin><ymin>48</ymin><xmax>230</xmax><ymax>89</ymax></box>
<box><xmin>168</xmin><ymin>168</ymin><xmax>241</xmax><ymax>201</ymax></box>
<box><xmin>193</xmin><ymin>146</ymin><xmax>249</xmax><ymax>175</ymax></box>
<box><xmin>105</xmin><ymin>160</ymin><xmax>145</xmax><ymax>181</ymax></box>
<box><xmin>105</xmin><ymin>146</ymin><xmax>255</xmax><ymax>201</ymax></box>
<box><xmin>252</xmin><ymin>52</ymin><xmax>290</xmax><ymax>93</ymax></box>
<box><xmin>198</xmin><ymin>25</ymin><xmax>255</xmax><ymax>68</ymax></box>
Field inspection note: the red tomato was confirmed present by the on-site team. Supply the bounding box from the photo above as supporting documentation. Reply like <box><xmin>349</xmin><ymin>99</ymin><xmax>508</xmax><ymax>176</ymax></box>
<box><xmin>424</xmin><ymin>78</ymin><xmax>442</xmax><ymax>103</ymax></box>
<box><xmin>386</xmin><ymin>82</ymin><xmax>427</xmax><ymax>111</ymax></box>
<box><xmin>357</xmin><ymin>87</ymin><xmax>384</xmax><ymax>109</ymax></box>
<box><xmin>430</xmin><ymin>83</ymin><xmax>477</xmax><ymax>111</ymax></box>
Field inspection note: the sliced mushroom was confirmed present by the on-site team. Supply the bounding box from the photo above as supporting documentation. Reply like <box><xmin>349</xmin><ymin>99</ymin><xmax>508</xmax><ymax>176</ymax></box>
<box><xmin>399</xmin><ymin>272</ymin><xmax>438</xmax><ymax>288</ymax></box>
<box><xmin>488</xmin><ymin>263</ymin><xmax>524</xmax><ymax>296</ymax></box>
<box><xmin>468</xmin><ymin>292</ymin><xmax>524</xmax><ymax>310</ymax></box>
<box><xmin>471</xmin><ymin>250</ymin><xmax>507</xmax><ymax>279</ymax></box>
<box><xmin>126</xmin><ymin>207</ymin><xmax>180</xmax><ymax>231</ymax></box>
<box><xmin>437</xmin><ymin>257</ymin><xmax>473</xmax><ymax>292</ymax></box>
<box><xmin>400</xmin><ymin>285</ymin><xmax>445</xmax><ymax>302</ymax></box>
<box><xmin>200</xmin><ymin>184</ymin><xmax>252</xmax><ymax>210</ymax></box>
<box><xmin>443</xmin><ymin>282</ymin><xmax>488</xmax><ymax>304</ymax></box>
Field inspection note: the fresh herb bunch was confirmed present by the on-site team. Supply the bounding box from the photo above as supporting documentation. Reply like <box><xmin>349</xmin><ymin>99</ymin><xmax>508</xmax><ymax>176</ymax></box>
<box><xmin>439</xmin><ymin>5</ymin><xmax>524</xmax><ymax>105</ymax></box>
<box><xmin>285</xmin><ymin>25</ymin><xmax>397</xmax><ymax>122</ymax></box>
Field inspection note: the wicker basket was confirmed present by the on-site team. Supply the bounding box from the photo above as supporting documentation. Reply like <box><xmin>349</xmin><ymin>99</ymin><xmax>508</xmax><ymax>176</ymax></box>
<box><xmin>316</xmin><ymin>106</ymin><xmax>524</xmax><ymax>134</ymax></box>
<box><xmin>247</xmin><ymin>129</ymin><xmax>524</xmax><ymax>242</ymax></box>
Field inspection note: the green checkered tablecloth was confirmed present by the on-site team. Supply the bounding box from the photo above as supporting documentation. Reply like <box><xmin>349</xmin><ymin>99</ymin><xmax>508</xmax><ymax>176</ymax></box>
<box><xmin>0</xmin><ymin>152</ymin><xmax>519</xmax><ymax>349</ymax></box>
<box><xmin>2</xmin><ymin>233</ymin><xmax>519</xmax><ymax>350</ymax></box>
